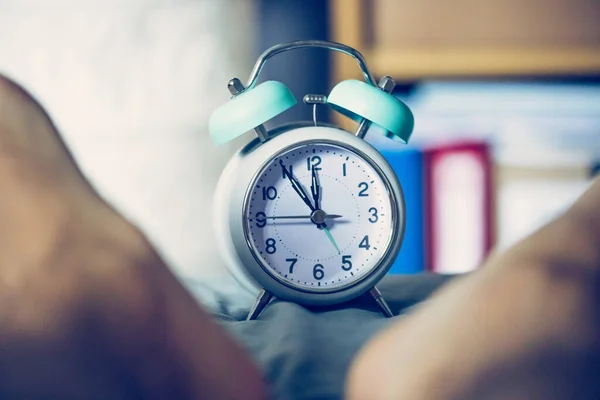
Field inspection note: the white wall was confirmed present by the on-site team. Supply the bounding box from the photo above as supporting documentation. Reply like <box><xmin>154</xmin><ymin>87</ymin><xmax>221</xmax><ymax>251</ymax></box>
<box><xmin>0</xmin><ymin>0</ymin><xmax>257</xmax><ymax>280</ymax></box>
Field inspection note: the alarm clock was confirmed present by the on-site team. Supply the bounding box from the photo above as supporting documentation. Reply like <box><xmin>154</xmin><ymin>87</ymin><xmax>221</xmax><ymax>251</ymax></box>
<box><xmin>209</xmin><ymin>40</ymin><xmax>414</xmax><ymax>320</ymax></box>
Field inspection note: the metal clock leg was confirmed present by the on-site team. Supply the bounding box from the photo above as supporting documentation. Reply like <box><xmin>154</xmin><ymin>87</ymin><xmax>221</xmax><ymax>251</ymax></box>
<box><xmin>369</xmin><ymin>286</ymin><xmax>394</xmax><ymax>318</ymax></box>
<box><xmin>246</xmin><ymin>289</ymin><xmax>274</xmax><ymax>321</ymax></box>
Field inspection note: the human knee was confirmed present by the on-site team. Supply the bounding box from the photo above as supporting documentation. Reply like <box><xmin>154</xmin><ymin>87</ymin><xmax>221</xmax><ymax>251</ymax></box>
<box><xmin>0</xmin><ymin>73</ymin><xmax>29</xmax><ymax>106</ymax></box>
<box><xmin>0</xmin><ymin>73</ymin><xmax>53</xmax><ymax>131</ymax></box>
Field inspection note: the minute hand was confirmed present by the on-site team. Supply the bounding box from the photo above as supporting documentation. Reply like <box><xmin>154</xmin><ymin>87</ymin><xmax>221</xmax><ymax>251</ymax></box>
<box><xmin>264</xmin><ymin>214</ymin><xmax>343</xmax><ymax>220</ymax></box>
<box><xmin>279</xmin><ymin>161</ymin><xmax>315</xmax><ymax>211</ymax></box>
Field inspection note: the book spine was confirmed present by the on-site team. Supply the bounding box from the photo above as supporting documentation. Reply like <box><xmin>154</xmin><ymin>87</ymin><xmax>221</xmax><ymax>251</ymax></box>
<box><xmin>424</xmin><ymin>141</ymin><xmax>494</xmax><ymax>274</ymax></box>
<box><xmin>379</xmin><ymin>148</ymin><xmax>426</xmax><ymax>274</ymax></box>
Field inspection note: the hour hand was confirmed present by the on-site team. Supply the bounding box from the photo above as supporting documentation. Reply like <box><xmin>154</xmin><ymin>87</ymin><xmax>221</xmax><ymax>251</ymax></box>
<box><xmin>279</xmin><ymin>160</ymin><xmax>315</xmax><ymax>211</ymax></box>
<box><xmin>310</xmin><ymin>167</ymin><xmax>320</xmax><ymax>210</ymax></box>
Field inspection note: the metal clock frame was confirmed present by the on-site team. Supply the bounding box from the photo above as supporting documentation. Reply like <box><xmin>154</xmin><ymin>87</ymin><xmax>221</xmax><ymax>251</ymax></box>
<box><xmin>227</xmin><ymin>126</ymin><xmax>406</xmax><ymax>319</ymax></box>
<box><xmin>218</xmin><ymin>40</ymin><xmax>409</xmax><ymax>319</ymax></box>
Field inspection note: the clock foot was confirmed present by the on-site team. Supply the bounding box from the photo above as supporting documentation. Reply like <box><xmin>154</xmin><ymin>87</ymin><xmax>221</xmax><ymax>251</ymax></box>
<box><xmin>369</xmin><ymin>286</ymin><xmax>394</xmax><ymax>318</ymax></box>
<box><xmin>246</xmin><ymin>289</ymin><xmax>274</xmax><ymax>321</ymax></box>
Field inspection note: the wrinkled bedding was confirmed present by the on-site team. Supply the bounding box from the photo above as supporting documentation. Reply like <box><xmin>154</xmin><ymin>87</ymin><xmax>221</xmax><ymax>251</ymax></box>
<box><xmin>184</xmin><ymin>273</ymin><xmax>455</xmax><ymax>400</ymax></box>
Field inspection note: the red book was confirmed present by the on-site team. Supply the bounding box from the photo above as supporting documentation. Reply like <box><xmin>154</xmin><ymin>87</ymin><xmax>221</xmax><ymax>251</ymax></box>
<box><xmin>423</xmin><ymin>140</ymin><xmax>495</xmax><ymax>274</ymax></box>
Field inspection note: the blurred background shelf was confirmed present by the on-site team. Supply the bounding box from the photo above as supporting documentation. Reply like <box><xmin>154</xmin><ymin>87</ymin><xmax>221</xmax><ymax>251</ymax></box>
<box><xmin>330</xmin><ymin>0</ymin><xmax>600</xmax><ymax>82</ymax></box>
<box><xmin>2</xmin><ymin>0</ymin><xmax>597</xmax><ymax>281</ymax></box>
<box><xmin>365</xmin><ymin>47</ymin><xmax>600</xmax><ymax>80</ymax></box>
<box><xmin>326</xmin><ymin>0</ymin><xmax>600</xmax><ymax>275</ymax></box>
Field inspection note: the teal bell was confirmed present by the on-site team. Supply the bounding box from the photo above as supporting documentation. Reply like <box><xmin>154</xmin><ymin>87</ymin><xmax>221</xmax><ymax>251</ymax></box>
<box><xmin>209</xmin><ymin>80</ymin><xmax>297</xmax><ymax>146</ymax></box>
<box><xmin>327</xmin><ymin>79</ymin><xmax>414</xmax><ymax>143</ymax></box>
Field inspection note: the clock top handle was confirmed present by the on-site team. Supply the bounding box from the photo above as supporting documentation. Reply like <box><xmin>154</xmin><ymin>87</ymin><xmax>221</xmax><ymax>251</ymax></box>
<box><xmin>242</xmin><ymin>40</ymin><xmax>378</xmax><ymax>91</ymax></box>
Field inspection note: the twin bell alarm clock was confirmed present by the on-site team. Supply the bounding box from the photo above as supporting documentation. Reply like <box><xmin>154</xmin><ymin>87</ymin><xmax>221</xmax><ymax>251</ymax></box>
<box><xmin>209</xmin><ymin>40</ymin><xmax>414</xmax><ymax>320</ymax></box>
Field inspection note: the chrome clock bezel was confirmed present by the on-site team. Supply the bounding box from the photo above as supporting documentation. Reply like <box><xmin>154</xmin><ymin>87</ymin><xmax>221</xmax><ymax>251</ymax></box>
<box><xmin>228</xmin><ymin>125</ymin><xmax>406</xmax><ymax>306</ymax></box>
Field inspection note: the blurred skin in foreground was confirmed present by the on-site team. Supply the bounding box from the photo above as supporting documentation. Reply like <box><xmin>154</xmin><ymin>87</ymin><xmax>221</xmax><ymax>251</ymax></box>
<box><xmin>0</xmin><ymin>75</ymin><xmax>266</xmax><ymax>399</ymax></box>
<box><xmin>347</xmin><ymin>164</ymin><xmax>600</xmax><ymax>397</ymax></box>
<box><xmin>0</xmin><ymin>72</ymin><xmax>599</xmax><ymax>399</ymax></box>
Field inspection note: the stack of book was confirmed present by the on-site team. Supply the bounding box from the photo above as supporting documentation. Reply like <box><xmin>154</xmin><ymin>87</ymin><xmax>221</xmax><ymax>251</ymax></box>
<box><xmin>371</xmin><ymin>137</ymin><xmax>494</xmax><ymax>275</ymax></box>
<box><xmin>369</xmin><ymin>81</ymin><xmax>600</xmax><ymax>275</ymax></box>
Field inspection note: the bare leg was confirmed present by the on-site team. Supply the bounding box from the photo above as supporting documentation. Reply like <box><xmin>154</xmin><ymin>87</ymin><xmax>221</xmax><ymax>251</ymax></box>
<box><xmin>347</xmin><ymin>177</ymin><xmax>600</xmax><ymax>400</ymax></box>
<box><xmin>0</xmin><ymin>75</ymin><xmax>267</xmax><ymax>399</ymax></box>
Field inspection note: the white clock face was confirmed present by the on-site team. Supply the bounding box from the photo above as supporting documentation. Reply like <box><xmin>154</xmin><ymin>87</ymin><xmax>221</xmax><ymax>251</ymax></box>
<box><xmin>244</xmin><ymin>141</ymin><xmax>395</xmax><ymax>291</ymax></box>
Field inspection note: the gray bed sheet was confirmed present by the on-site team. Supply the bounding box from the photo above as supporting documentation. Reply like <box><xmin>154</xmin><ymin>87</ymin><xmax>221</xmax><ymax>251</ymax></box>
<box><xmin>184</xmin><ymin>273</ymin><xmax>455</xmax><ymax>400</ymax></box>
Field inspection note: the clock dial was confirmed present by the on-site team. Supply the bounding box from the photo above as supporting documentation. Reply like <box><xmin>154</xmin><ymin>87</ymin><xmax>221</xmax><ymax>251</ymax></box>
<box><xmin>244</xmin><ymin>141</ymin><xmax>396</xmax><ymax>292</ymax></box>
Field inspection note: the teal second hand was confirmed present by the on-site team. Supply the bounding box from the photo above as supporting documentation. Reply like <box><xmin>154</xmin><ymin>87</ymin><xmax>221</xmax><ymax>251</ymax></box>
<box><xmin>322</xmin><ymin>226</ymin><xmax>340</xmax><ymax>254</ymax></box>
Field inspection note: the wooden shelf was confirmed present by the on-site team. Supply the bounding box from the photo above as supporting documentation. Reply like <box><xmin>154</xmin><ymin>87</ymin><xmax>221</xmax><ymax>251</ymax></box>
<box><xmin>329</xmin><ymin>0</ymin><xmax>600</xmax><ymax>83</ymax></box>
<box><xmin>366</xmin><ymin>46</ymin><xmax>600</xmax><ymax>81</ymax></box>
